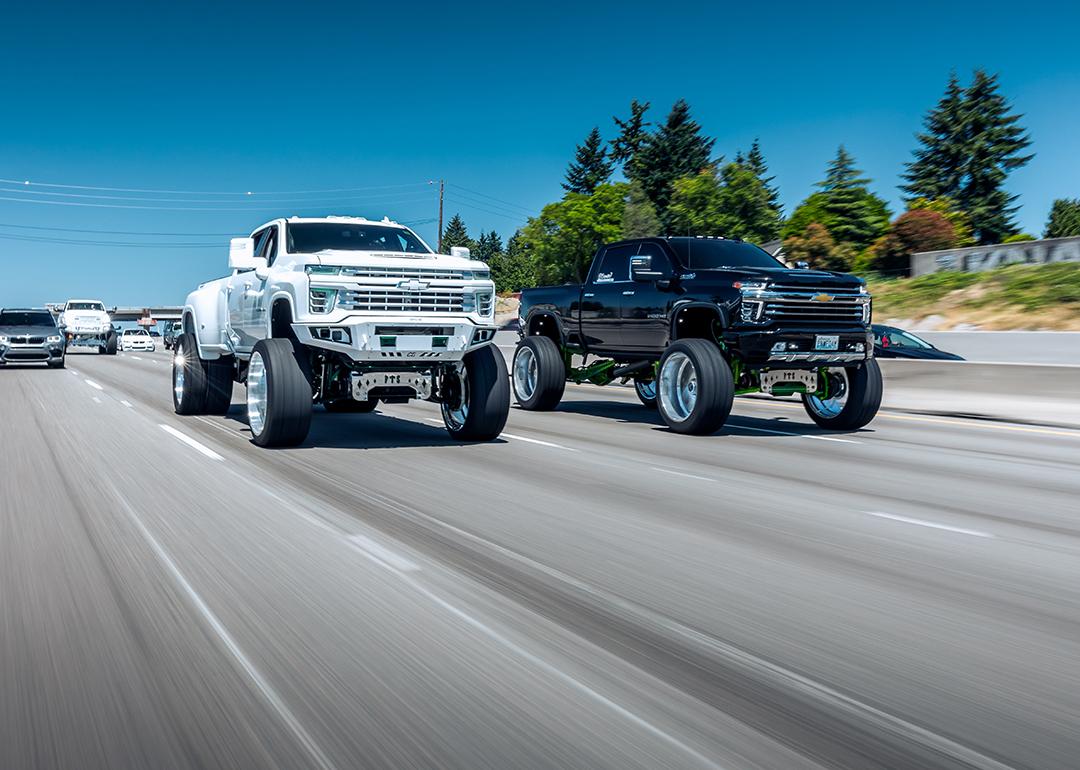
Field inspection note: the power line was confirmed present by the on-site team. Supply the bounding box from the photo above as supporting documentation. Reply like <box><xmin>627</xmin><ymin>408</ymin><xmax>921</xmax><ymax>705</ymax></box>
<box><xmin>0</xmin><ymin>222</ymin><xmax>232</xmax><ymax>237</ymax></box>
<box><xmin>0</xmin><ymin>232</ymin><xmax>221</xmax><ymax>248</ymax></box>
<box><xmin>447</xmin><ymin>183</ymin><xmax>534</xmax><ymax>215</ymax></box>
<box><xmin>0</xmin><ymin>178</ymin><xmax>431</xmax><ymax>196</ymax></box>
<box><xmin>445</xmin><ymin>188</ymin><xmax>534</xmax><ymax>219</ymax></box>
<box><xmin>443</xmin><ymin>197</ymin><xmax>528</xmax><ymax>223</ymax></box>
<box><xmin>0</xmin><ymin>185</ymin><xmax>436</xmax><ymax>206</ymax></box>
<box><xmin>0</xmin><ymin>192</ymin><xmax>435</xmax><ymax>212</ymax></box>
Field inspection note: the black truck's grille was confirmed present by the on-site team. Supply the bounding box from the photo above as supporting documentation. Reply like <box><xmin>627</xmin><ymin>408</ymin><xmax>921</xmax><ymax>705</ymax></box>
<box><xmin>762</xmin><ymin>285</ymin><xmax>867</xmax><ymax>325</ymax></box>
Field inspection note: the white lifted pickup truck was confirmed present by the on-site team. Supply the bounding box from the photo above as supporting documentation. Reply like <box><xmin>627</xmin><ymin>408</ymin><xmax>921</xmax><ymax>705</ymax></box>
<box><xmin>58</xmin><ymin>299</ymin><xmax>117</xmax><ymax>354</ymax></box>
<box><xmin>173</xmin><ymin>216</ymin><xmax>509</xmax><ymax>447</ymax></box>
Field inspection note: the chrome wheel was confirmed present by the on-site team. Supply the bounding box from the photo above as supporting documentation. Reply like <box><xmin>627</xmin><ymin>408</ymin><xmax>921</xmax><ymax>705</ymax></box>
<box><xmin>247</xmin><ymin>351</ymin><xmax>268</xmax><ymax>437</ymax></box>
<box><xmin>173</xmin><ymin>353</ymin><xmax>186</xmax><ymax>403</ymax></box>
<box><xmin>441</xmin><ymin>365</ymin><xmax>469</xmax><ymax>431</ymax></box>
<box><xmin>658</xmin><ymin>352</ymin><xmax>697</xmax><ymax>423</ymax></box>
<box><xmin>805</xmin><ymin>369</ymin><xmax>849</xmax><ymax>419</ymax></box>
<box><xmin>512</xmin><ymin>346</ymin><xmax>538</xmax><ymax>401</ymax></box>
<box><xmin>635</xmin><ymin>379</ymin><xmax>656</xmax><ymax>401</ymax></box>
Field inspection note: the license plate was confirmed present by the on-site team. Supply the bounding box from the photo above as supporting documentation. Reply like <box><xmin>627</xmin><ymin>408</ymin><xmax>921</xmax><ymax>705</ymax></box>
<box><xmin>815</xmin><ymin>335</ymin><xmax>839</xmax><ymax>351</ymax></box>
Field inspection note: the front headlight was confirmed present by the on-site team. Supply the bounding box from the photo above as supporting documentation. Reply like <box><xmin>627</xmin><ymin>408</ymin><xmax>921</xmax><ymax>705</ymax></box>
<box><xmin>462</xmin><ymin>269</ymin><xmax>491</xmax><ymax>280</ymax></box>
<box><xmin>47</xmin><ymin>335</ymin><xmax>62</xmax><ymax>343</ymax></box>
<box><xmin>306</xmin><ymin>265</ymin><xmax>340</xmax><ymax>275</ymax></box>
<box><xmin>0</xmin><ymin>336</ymin><xmax>8</xmax><ymax>344</ymax></box>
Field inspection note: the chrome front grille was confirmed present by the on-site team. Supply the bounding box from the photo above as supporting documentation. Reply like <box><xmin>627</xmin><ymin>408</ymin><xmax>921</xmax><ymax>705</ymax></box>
<box><xmin>340</xmin><ymin>266</ymin><xmax>471</xmax><ymax>280</ymax></box>
<box><xmin>762</xmin><ymin>286</ymin><xmax>868</xmax><ymax>325</ymax></box>
<box><xmin>338</xmin><ymin>288</ymin><xmax>465</xmax><ymax>313</ymax></box>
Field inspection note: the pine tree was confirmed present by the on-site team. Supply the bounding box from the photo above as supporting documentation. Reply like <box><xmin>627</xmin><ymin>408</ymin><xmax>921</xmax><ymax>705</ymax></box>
<box><xmin>563</xmin><ymin>127</ymin><xmax>613</xmax><ymax>195</ymax></box>
<box><xmin>473</xmin><ymin>230</ymin><xmax>503</xmax><ymax>263</ymax></box>
<box><xmin>816</xmin><ymin>146</ymin><xmax>890</xmax><ymax>249</ymax></box>
<box><xmin>621</xmin><ymin>180</ymin><xmax>661</xmax><ymax>238</ymax></box>
<box><xmin>743</xmin><ymin>139</ymin><xmax>781</xmax><ymax>212</ymax></box>
<box><xmin>903</xmin><ymin>70</ymin><xmax>1033</xmax><ymax>244</ymax></box>
<box><xmin>716</xmin><ymin>161</ymin><xmax>783</xmax><ymax>243</ymax></box>
<box><xmin>610</xmin><ymin>100</ymin><xmax>651</xmax><ymax>179</ymax></box>
<box><xmin>1045</xmin><ymin>198</ymin><xmax>1080</xmax><ymax>238</ymax></box>
<box><xmin>440</xmin><ymin>213</ymin><xmax>473</xmax><ymax>254</ymax></box>
<box><xmin>901</xmin><ymin>73</ymin><xmax>967</xmax><ymax>201</ymax></box>
<box><xmin>489</xmin><ymin>231</ymin><xmax>538</xmax><ymax>292</ymax></box>
<box><xmin>635</xmin><ymin>99</ymin><xmax>716</xmax><ymax>227</ymax></box>
<box><xmin>959</xmin><ymin>70</ymin><xmax>1034</xmax><ymax>244</ymax></box>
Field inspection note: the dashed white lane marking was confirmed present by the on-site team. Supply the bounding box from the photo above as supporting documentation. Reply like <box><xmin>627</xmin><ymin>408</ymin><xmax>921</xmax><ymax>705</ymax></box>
<box><xmin>92</xmin><ymin>396</ymin><xmax>102</xmax><ymax>403</ymax></box>
<box><xmin>194</xmin><ymin>416</ymin><xmax>248</xmax><ymax>440</ymax></box>
<box><xmin>346</xmin><ymin>534</ymin><xmax>420</xmax><ymax>571</ymax></box>
<box><xmin>120</xmin><ymin>400</ymin><xmax>133</xmax><ymax>408</ymax></box>
<box><xmin>68</xmin><ymin>369</ymin><xmax>79</xmax><ymax>375</ymax></box>
<box><xmin>651</xmin><ymin>467</ymin><xmax>714</xmax><ymax>482</ymax></box>
<box><xmin>131</xmin><ymin>355</ymin><xmax>143</xmax><ymax>360</ymax></box>
<box><xmin>84</xmin><ymin>379</ymin><xmax>103</xmax><ymax>391</ymax></box>
<box><xmin>106</xmin><ymin>483</ymin><xmax>337</xmax><ymax>770</ymax></box>
<box><xmin>866</xmin><ymin>511</ymin><xmax>994</xmax><ymax>539</ymax></box>
<box><xmin>158</xmin><ymin>424</ymin><xmax>224</xmax><ymax>461</ymax></box>
<box><xmin>421</xmin><ymin>417</ymin><xmax>575</xmax><ymax>450</ymax></box>
<box><xmin>731</xmin><ymin>424</ymin><xmax>860</xmax><ymax>444</ymax></box>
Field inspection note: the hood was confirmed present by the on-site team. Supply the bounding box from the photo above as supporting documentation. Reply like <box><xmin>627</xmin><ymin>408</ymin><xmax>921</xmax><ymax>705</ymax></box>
<box><xmin>307</xmin><ymin>250</ymin><xmax>489</xmax><ymax>272</ymax></box>
<box><xmin>0</xmin><ymin>325</ymin><xmax>59</xmax><ymax>336</ymax></box>
<box><xmin>690</xmin><ymin>266</ymin><xmax>864</xmax><ymax>289</ymax></box>
<box><xmin>880</xmin><ymin>346</ymin><xmax>964</xmax><ymax>361</ymax></box>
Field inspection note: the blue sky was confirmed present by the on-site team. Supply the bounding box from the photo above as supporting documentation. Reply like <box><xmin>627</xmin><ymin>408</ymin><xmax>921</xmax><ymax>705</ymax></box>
<box><xmin>1</xmin><ymin>0</ymin><xmax>1078</xmax><ymax>308</ymax></box>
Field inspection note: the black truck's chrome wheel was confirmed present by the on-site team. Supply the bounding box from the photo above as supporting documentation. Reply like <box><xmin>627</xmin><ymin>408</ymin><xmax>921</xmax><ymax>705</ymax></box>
<box><xmin>634</xmin><ymin>378</ymin><xmax>658</xmax><ymax>409</ymax></box>
<box><xmin>655</xmin><ymin>340</ymin><xmax>734</xmax><ymax>435</ymax></box>
<box><xmin>801</xmin><ymin>360</ymin><xmax>882</xmax><ymax>431</ymax></box>
<box><xmin>511</xmin><ymin>336</ymin><xmax>566</xmax><ymax>411</ymax></box>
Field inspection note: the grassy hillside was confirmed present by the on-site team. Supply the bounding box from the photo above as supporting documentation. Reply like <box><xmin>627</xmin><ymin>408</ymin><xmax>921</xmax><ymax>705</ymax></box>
<box><xmin>867</xmin><ymin>262</ymin><xmax>1080</xmax><ymax>330</ymax></box>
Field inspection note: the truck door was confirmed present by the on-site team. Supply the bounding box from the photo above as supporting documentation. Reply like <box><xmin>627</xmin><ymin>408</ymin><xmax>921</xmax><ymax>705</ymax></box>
<box><xmin>621</xmin><ymin>241</ymin><xmax>675</xmax><ymax>352</ymax></box>
<box><xmin>227</xmin><ymin>228</ymin><xmax>268</xmax><ymax>351</ymax></box>
<box><xmin>241</xmin><ymin>225</ymin><xmax>276</xmax><ymax>345</ymax></box>
<box><xmin>578</xmin><ymin>243</ymin><xmax>637</xmax><ymax>352</ymax></box>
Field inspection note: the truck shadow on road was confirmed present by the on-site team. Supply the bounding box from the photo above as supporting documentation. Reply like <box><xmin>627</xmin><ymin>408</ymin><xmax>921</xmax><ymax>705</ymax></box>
<box><xmin>222</xmin><ymin>407</ymin><xmax>510</xmax><ymax>450</ymax></box>
<box><xmin>549</xmin><ymin>399</ymin><xmax>869</xmax><ymax>439</ymax></box>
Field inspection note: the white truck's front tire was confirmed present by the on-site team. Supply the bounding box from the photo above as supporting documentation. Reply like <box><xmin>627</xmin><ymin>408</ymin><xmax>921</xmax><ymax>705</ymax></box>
<box><xmin>441</xmin><ymin>345</ymin><xmax>510</xmax><ymax>441</ymax></box>
<box><xmin>247</xmin><ymin>338</ymin><xmax>312</xmax><ymax>448</ymax></box>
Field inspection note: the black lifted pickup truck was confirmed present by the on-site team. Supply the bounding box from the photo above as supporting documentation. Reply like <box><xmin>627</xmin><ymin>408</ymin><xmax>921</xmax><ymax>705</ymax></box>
<box><xmin>513</xmin><ymin>236</ymin><xmax>881</xmax><ymax>435</ymax></box>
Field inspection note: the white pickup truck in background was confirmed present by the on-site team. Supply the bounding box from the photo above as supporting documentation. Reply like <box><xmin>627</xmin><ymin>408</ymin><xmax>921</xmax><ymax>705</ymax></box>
<box><xmin>58</xmin><ymin>299</ymin><xmax>117</xmax><ymax>354</ymax></box>
<box><xmin>174</xmin><ymin>215</ymin><xmax>509</xmax><ymax>447</ymax></box>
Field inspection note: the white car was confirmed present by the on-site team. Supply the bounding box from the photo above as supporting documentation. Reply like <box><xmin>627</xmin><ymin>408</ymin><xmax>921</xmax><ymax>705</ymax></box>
<box><xmin>174</xmin><ymin>215</ymin><xmax>508</xmax><ymax>447</ymax></box>
<box><xmin>121</xmin><ymin>328</ymin><xmax>156</xmax><ymax>352</ymax></box>
<box><xmin>58</xmin><ymin>299</ymin><xmax>117</xmax><ymax>354</ymax></box>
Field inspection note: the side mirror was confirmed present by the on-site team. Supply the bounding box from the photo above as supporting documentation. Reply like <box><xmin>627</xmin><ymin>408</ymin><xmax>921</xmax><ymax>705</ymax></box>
<box><xmin>630</xmin><ymin>255</ymin><xmax>665</xmax><ymax>282</ymax></box>
<box><xmin>229</xmin><ymin>237</ymin><xmax>265</xmax><ymax>271</ymax></box>
<box><xmin>450</xmin><ymin>246</ymin><xmax>471</xmax><ymax>259</ymax></box>
<box><xmin>795</xmin><ymin>261</ymin><xmax>810</xmax><ymax>270</ymax></box>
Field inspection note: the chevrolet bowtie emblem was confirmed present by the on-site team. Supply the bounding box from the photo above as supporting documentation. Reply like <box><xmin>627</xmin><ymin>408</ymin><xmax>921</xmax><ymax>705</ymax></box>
<box><xmin>398</xmin><ymin>279</ymin><xmax>429</xmax><ymax>292</ymax></box>
<box><xmin>812</xmin><ymin>293</ymin><xmax>834</xmax><ymax>302</ymax></box>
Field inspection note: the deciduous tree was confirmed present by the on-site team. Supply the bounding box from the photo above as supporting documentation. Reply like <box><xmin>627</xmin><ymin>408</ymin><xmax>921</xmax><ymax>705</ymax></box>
<box><xmin>870</xmin><ymin>209</ymin><xmax>956</xmax><ymax>275</ymax></box>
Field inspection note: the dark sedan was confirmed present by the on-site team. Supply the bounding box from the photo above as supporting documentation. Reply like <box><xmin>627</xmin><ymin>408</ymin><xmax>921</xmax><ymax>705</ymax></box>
<box><xmin>0</xmin><ymin>308</ymin><xmax>67</xmax><ymax>368</ymax></box>
<box><xmin>872</xmin><ymin>324</ymin><xmax>964</xmax><ymax>360</ymax></box>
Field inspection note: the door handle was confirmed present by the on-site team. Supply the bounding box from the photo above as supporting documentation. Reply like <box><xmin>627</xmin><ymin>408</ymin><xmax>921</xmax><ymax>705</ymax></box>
<box><xmin>244</xmin><ymin>281</ymin><xmax>253</xmax><ymax>290</ymax></box>
<box><xmin>622</xmin><ymin>290</ymin><xmax>635</xmax><ymax>296</ymax></box>
<box><xmin>583</xmin><ymin>292</ymin><xmax>595</xmax><ymax>298</ymax></box>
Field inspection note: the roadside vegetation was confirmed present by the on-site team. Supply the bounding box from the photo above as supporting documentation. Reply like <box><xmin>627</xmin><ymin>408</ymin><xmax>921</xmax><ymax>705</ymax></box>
<box><xmin>869</xmin><ymin>262</ymin><xmax>1080</xmax><ymax>330</ymax></box>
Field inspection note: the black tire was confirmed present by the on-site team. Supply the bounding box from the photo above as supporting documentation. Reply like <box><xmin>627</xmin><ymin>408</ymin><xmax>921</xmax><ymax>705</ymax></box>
<box><xmin>247</xmin><ymin>338</ymin><xmax>313</xmax><ymax>448</ymax></box>
<box><xmin>48</xmin><ymin>357</ymin><xmax>65</xmax><ymax>369</ymax></box>
<box><xmin>204</xmin><ymin>356</ymin><xmax>234</xmax><ymax>415</ymax></box>
<box><xmin>511</xmin><ymin>335</ymin><xmax>566</xmax><ymax>411</ymax></box>
<box><xmin>325</xmin><ymin>397</ymin><xmax>378</xmax><ymax>413</ymax></box>
<box><xmin>442</xmin><ymin>345</ymin><xmax>510</xmax><ymax>441</ymax></box>
<box><xmin>172</xmin><ymin>332</ymin><xmax>209</xmax><ymax>414</ymax></box>
<box><xmin>104</xmin><ymin>333</ymin><xmax>118</xmax><ymax>355</ymax></box>
<box><xmin>634</xmin><ymin>378</ymin><xmax>658</xmax><ymax>409</ymax></box>
<box><xmin>801</xmin><ymin>359</ymin><xmax>883</xmax><ymax>430</ymax></box>
<box><xmin>656</xmin><ymin>339</ymin><xmax>734</xmax><ymax>435</ymax></box>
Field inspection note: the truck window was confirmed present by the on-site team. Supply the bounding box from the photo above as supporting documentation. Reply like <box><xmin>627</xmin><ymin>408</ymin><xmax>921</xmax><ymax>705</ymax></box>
<box><xmin>635</xmin><ymin>243</ymin><xmax>672</xmax><ymax>275</ymax></box>
<box><xmin>591</xmin><ymin>244</ymin><xmax>639</xmax><ymax>283</ymax></box>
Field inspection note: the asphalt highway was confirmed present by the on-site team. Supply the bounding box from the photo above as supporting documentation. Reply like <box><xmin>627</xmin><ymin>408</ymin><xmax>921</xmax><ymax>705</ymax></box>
<box><xmin>2</xmin><ymin>345</ymin><xmax>1080</xmax><ymax>769</ymax></box>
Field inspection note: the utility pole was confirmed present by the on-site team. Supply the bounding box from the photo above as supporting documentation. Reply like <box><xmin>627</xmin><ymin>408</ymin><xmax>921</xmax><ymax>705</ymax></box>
<box><xmin>437</xmin><ymin>179</ymin><xmax>445</xmax><ymax>252</ymax></box>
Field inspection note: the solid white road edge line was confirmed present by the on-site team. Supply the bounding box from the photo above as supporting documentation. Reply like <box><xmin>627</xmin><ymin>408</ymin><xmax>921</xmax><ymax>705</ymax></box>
<box><xmin>346</xmin><ymin>534</ymin><xmax>420</xmax><ymax>572</ymax></box>
<box><xmin>105</xmin><ymin>482</ymin><xmax>338</xmax><ymax>770</ymax></box>
<box><xmin>84</xmin><ymin>379</ymin><xmax>103</xmax><ymax>390</ymax></box>
<box><xmin>158</xmin><ymin>424</ymin><xmax>224</xmax><ymax>461</ymax></box>
<box><xmin>421</xmin><ymin>417</ymin><xmax>576</xmax><ymax>449</ymax></box>
<box><xmin>866</xmin><ymin>511</ymin><xmax>994</xmax><ymax>538</ymax></box>
<box><xmin>731</xmin><ymin>424</ymin><xmax>860</xmax><ymax>444</ymax></box>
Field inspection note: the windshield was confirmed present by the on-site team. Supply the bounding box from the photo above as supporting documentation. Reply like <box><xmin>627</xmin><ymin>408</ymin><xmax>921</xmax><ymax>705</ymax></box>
<box><xmin>67</xmin><ymin>301</ymin><xmax>105</xmax><ymax>311</ymax></box>
<box><xmin>286</xmin><ymin>223</ymin><xmax>430</xmax><ymax>255</ymax></box>
<box><xmin>667</xmin><ymin>239</ymin><xmax>784</xmax><ymax>270</ymax></box>
<box><xmin>875</xmin><ymin>327</ymin><xmax>933</xmax><ymax>349</ymax></box>
<box><xmin>124</xmin><ymin>329</ymin><xmax>148</xmax><ymax>336</ymax></box>
<box><xmin>0</xmin><ymin>311</ymin><xmax>56</xmax><ymax>327</ymax></box>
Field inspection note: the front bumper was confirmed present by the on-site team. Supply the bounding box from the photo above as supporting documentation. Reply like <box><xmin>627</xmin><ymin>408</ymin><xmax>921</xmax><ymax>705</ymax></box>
<box><xmin>0</xmin><ymin>342</ymin><xmax>65</xmax><ymax>363</ymax></box>
<box><xmin>292</xmin><ymin>318</ymin><xmax>498</xmax><ymax>363</ymax></box>
<box><xmin>723</xmin><ymin>326</ymin><xmax>873</xmax><ymax>368</ymax></box>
